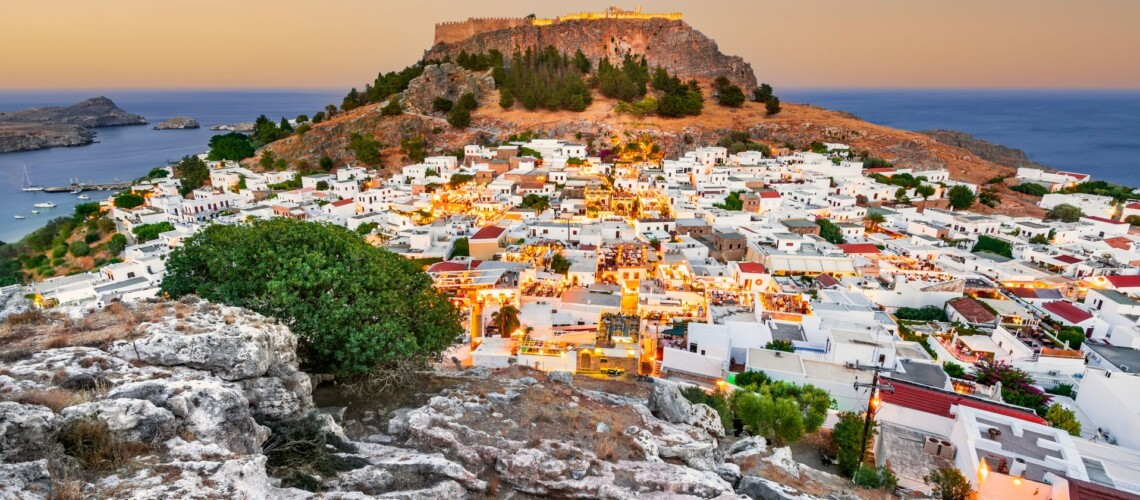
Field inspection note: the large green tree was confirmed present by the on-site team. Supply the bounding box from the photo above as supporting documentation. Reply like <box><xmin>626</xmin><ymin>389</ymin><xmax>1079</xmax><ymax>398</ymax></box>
<box><xmin>1046</xmin><ymin>203</ymin><xmax>1085</xmax><ymax>223</ymax></box>
<box><xmin>176</xmin><ymin>155</ymin><xmax>210</xmax><ymax>195</ymax></box>
<box><xmin>947</xmin><ymin>185</ymin><xmax>977</xmax><ymax>210</ymax></box>
<box><xmin>160</xmin><ymin>219</ymin><xmax>464</xmax><ymax>375</ymax></box>
<box><xmin>207</xmin><ymin>133</ymin><xmax>256</xmax><ymax>161</ymax></box>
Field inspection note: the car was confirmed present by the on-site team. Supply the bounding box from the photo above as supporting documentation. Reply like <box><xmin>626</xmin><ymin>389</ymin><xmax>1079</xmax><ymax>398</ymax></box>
<box><xmin>601</xmin><ymin>368</ymin><xmax>625</xmax><ymax>376</ymax></box>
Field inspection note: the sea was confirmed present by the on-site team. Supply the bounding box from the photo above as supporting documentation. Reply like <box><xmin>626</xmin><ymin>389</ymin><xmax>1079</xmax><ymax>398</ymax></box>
<box><xmin>1</xmin><ymin>89</ymin><xmax>1139</xmax><ymax>243</ymax></box>
<box><xmin>0</xmin><ymin>90</ymin><xmax>342</xmax><ymax>243</ymax></box>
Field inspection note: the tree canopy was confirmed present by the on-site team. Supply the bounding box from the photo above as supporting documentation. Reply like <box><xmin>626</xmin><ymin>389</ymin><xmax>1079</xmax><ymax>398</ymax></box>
<box><xmin>207</xmin><ymin>132</ymin><xmax>256</xmax><ymax>161</ymax></box>
<box><xmin>175</xmin><ymin>155</ymin><xmax>210</xmax><ymax>195</ymax></box>
<box><xmin>815</xmin><ymin>218</ymin><xmax>846</xmax><ymax>245</ymax></box>
<box><xmin>947</xmin><ymin>185</ymin><xmax>977</xmax><ymax>210</ymax></box>
<box><xmin>1046</xmin><ymin>203</ymin><xmax>1085</xmax><ymax>223</ymax></box>
<box><xmin>160</xmin><ymin>219</ymin><xmax>464</xmax><ymax>375</ymax></box>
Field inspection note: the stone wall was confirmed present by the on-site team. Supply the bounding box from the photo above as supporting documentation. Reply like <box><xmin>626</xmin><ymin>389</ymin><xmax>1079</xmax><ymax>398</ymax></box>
<box><xmin>434</xmin><ymin>17</ymin><xmax>530</xmax><ymax>45</ymax></box>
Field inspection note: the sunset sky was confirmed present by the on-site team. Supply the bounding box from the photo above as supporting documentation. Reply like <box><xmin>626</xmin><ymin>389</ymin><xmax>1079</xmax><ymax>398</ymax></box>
<box><xmin>4</xmin><ymin>0</ymin><xmax>1139</xmax><ymax>90</ymax></box>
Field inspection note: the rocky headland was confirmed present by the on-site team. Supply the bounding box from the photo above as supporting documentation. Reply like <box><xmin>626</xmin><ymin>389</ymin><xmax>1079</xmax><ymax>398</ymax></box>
<box><xmin>0</xmin><ymin>300</ymin><xmax>868</xmax><ymax>499</ymax></box>
<box><xmin>153</xmin><ymin>116</ymin><xmax>200</xmax><ymax>130</ymax></box>
<box><xmin>0</xmin><ymin>97</ymin><xmax>146</xmax><ymax>153</ymax></box>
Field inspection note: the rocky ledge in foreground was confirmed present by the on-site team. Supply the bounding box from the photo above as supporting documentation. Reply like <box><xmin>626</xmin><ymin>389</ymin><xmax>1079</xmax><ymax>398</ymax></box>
<box><xmin>0</xmin><ymin>300</ymin><xmax>862</xmax><ymax>499</ymax></box>
<box><xmin>153</xmin><ymin>116</ymin><xmax>200</xmax><ymax>130</ymax></box>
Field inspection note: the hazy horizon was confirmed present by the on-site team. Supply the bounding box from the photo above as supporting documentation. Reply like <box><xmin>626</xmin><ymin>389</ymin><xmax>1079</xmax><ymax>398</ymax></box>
<box><xmin>4</xmin><ymin>0</ymin><xmax>1140</xmax><ymax>91</ymax></box>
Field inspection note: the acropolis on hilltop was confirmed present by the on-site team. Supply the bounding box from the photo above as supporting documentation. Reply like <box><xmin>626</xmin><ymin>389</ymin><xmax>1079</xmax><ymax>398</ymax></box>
<box><xmin>433</xmin><ymin>6</ymin><xmax>683</xmax><ymax>45</ymax></box>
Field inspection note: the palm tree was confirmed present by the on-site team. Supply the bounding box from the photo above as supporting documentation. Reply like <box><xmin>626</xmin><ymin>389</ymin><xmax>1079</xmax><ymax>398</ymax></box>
<box><xmin>490</xmin><ymin>304</ymin><xmax>521</xmax><ymax>338</ymax></box>
<box><xmin>863</xmin><ymin>212</ymin><xmax>886</xmax><ymax>231</ymax></box>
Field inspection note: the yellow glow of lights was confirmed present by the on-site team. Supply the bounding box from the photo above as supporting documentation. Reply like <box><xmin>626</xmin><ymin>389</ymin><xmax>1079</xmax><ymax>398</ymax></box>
<box><xmin>1012</xmin><ymin>478</ymin><xmax>1022</xmax><ymax>486</ymax></box>
<box><xmin>978</xmin><ymin>459</ymin><xmax>989</xmax><ymax>482</ymax></box>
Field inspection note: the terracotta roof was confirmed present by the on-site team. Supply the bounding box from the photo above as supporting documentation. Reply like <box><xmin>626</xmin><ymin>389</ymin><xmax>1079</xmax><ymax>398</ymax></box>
<box><xmin>1054</xmin><ymin>255</ymin><xmax>1083</xmax><ymax>265</ymax></box>
<box><xmin>837</xmin><ymin>243</ymin><xmax>881</xmax><ymax>255</ymax></box>
<box><xmin>427</xmin><ymin>261</ymin><xmax>468</xmax><ymax>273</ymax></box>
<box><xmin>879</xmin><ymin>377</ymin><xmax>1048</xmax><ymax>425</ymax></box>
<box><xmin>471</xmin><ymin>226</ymin><xmax>506</xmax><ymax>240</ymax></box>
<box><xmin>1067</xmin><ymin>477</ymin><xmax>1140</xmax><ymax>500</ymax></box>
<box><xmin>1059</xmin><ymin>171</ymin><xmax>1090</xmax><ymax>180</ymax></box>
<box><xmin>1040</xmin><ymin>347</ymin><xmax>1085</xmax><ymax>359</ymax></box>
<box><xmin>1105</xmin><ymin>237</ymin><xmax>1133</xmax><ymax>250</ymax></box>
<box><xmin>330</xmin><ymin>199</ymin><xmax>354</xmax><ymax>207</ymax></box>
<box><xmin>814</xmin><ymin>273</ymin><xmax>841</xmax><ymax>288</ymax></box>
<box><xmin>737</xmin><ymin>262</ymin><xmax>767</xmax><ymax>274</ymax></box>
<box><xmin>758</xmin><ymin>190</ymin><xmax>781</xmax><ymax>199</ymax></box>
<box><xmin>947</xmin><ymin>297</ymin><xmax>997</xmax><ymax>324</ymax></box>
<box><xmin>1042</xmin><ymin>301</ymin><xmax>1094</xmax><ymax>324</ymax></box>
<box><xmin>1125</xmin><ymin>202</ymin><xmax>1140</xmax><ymax>210</ymax></box>
<box><xmin>1086</xmin><ymin>216</ymin><xmax>1126</xmax><ymax>225</ymax></box>
<box><xmin>1105</xmin><ymin>275</ymin><xmax>1140</xmax><ymax>289</ymax></box>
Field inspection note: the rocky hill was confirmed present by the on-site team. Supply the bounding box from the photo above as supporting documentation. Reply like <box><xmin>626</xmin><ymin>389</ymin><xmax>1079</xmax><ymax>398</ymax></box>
<box><xmin>424</xmin><ymin>17</ymin><xmax>757</xmax><ymax>90</ymax></box>
<box><xmin>0</xmin><ymin>300</ymin><xmax>876</xmax><ymax>499</ymax></box>
<box><xmin>920</xmin><ymin>129</ymin><xmax>1048</xmax><ymax>172</ymax></box>
<box><xmin>0</xmin><ymin>97</ymin><xmax>146</xmax><ymax>153</ymax></box>
<box><xmin>154</xmin><ymin>116</ymin><xmax>200</xmax><ymax>130</ymax></box>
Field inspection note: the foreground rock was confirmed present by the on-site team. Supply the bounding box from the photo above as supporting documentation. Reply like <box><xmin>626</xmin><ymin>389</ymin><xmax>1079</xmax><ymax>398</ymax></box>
<box><xmin>153</xmin><ymin>116</ymin><xmax>199</xmax><ymax>130</ymax></box>
<box><xmin>0</xmin><ymin>300</ymin><xmax>854</xmax><ymax>499</ymax></box>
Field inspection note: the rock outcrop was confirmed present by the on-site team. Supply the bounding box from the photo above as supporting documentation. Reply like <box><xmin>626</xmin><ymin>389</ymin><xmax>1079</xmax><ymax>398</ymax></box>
<box><xmin>0</xmin><ymin>97</ymin><xmax>145</xmax><ymax>153</ymax></box>
<box><xmin>0</xmin><ymin>300</ymin><xmax>860</xmax><ymax>498</ymax></box>
<box><xmin>153</xmin><ymin>116</ymin><xmax>199</xmax><ymax>130</ymax></box>
<box><xmin>400</xmin><ymin>63</ymin><xmax>496</xmax><ymax>114</ymax></box>
<box><xmin>921</xmin><ymin>129</ymin><xmax>1047</xmax><ymax>172</ymax></box>
<box><xmin>424</xmin><ymin>17</ymin><xmax>757</xmax><ymax>89</ymax></box>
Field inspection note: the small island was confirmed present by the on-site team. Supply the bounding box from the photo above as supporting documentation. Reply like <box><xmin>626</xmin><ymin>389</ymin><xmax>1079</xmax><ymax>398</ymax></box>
<box><xmin>154</xmin><ymin>116</ymin><xmax>200</xmax><ymax>130</ymax></box>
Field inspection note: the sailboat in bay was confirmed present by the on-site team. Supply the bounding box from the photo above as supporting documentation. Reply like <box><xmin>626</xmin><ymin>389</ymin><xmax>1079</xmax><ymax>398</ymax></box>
<box><xmin>21</xmin><ymin>165</ymin><xmax>44</xmax><ymax>192</ymax></box>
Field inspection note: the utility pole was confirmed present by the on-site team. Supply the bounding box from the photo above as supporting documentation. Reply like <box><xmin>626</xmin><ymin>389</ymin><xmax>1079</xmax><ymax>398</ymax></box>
<box><xmin>852</xmin><ymin>362</ymin><xmax>894</xmax><ymax>471</ymax></box>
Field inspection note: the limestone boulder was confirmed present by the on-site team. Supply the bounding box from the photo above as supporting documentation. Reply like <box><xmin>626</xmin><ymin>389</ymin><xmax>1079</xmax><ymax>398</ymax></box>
<box><xmin>0</xmin><ymin>402</ymin><xmax>57</xmax><ymax>462</ymax></box>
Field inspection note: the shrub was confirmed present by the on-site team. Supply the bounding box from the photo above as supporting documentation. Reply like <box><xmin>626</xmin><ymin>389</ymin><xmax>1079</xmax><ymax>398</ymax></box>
<box><xmin>942</xmin><ymin>362</ymin><xmax>966</xmax><ymax>379</ymax></box>
<box><xmin>1046</xmin><ymin>203</ymin><xmax>1084</xmax><ymax>223</ymax></box>
<box><xmin>1045</xmin><ymin>403</ymin><xmax>1081</xmax><ymax>436</ymax></box>
<box><xmin>16</xmin><ymin>389</ymin><xmax>78</xmax><ymax>412</ymax></box>
<box><xmin>447</xmin><ymin>107</ymin><xmax>471</xmax><ymax>129</ymax></box>
<box><xmin>924</xmin><ymin>468</ymin><xmax>973</xmax><ymax>500</ymax></box>
<box><xmin>431</xmin><ymin>97</ymin><xmax>453</xmax><ymax>113</ymax></box>
<box><xmin>679</xmin><ymin>386</ymin><xmax>732</xmax><ymax>430</ymax></box>
<box><xmin>971</xmin><ymin>235</ymin><xmax>1013</xmax><ymax>258</ymax></box>
<box><xmin>895</xmin><ymin>305</ymin><xmax>949</xmax><ymax>322</ymax></box>
<box><xmin>733</xmin><ymin>370</ymin><xmax>770</xmax><ymax>389</ymax></box>
<box><xmin>68</xmin><ymin>241</ymin><xmax>90</xmax><ymax>258</ymax></box>
<box><xmin>113</xmin><ymin>192</ymin><xmax>145</xmax><ymax>210</ymax></box>
<box><xmin>51</xmin><ymin>246</ymin><xmax>68</xmax><ymax>259</ymax></box>
<box><xmin>1045</xmin><ymin>383</ymin><xmax>1075</xmax><ymax>399</ymax></box>
<box><xmin>380</xmin><ymin>98</ymin><xmax>402</xmax><ymax>116</ymax></box>
<box><xmin>160</xmin><ymin>219</ymin><xmax>463</xmax><ymax>375</ymax></box>
<box><xmin>947</xmin><ymin>185</ymin><xmax>976</xmax><ymax>210</ymax></box>
<box><xmin>132</xmin><ymin>222</ymin><xmax>174</xmax><ymax>243</ymax></box>
<box><xmin>1010</xmin><ymin>182</ymin><xmax>1049</xmax><ymax>197</ymax></box>
<box><xmin>84</xmin><ymin>232</ymin><xmax>100</xmax><ymax>244</ymax></box>
<box><xmin>853</xmin><ymin>464</ymin><xmax>898</xmax><ymax>491</ymax></box>
<box><xmin>832</xmin><ymin>410</ymin><xmax>874</xmax><ymax>476</ymax></box>
<box><xmin>764</xmin><ymin>340</ymin><xmax>795</xmax><ymax>352</ymax></box>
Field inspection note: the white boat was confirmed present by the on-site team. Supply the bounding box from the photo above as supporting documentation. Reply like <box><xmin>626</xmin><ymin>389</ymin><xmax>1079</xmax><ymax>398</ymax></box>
<box><xmin>20</xmin><ymin>166</ymin><xmax>44</xmax><ymax>192</ymax></box>
<box><xmin>13</xmin><ymin>215</ymin><xmax>25</xmax><ymax>219</ymax></box>
<box><xmin>31</xmin><ymin>210</ymin><xmax>39</xmax><ymax>214</ymax></box>
<box><xmin>33</xmin><ymin>202</ymin><xmax>56</xmax><ymax>209</ymax></box>
<box><xmin>70</xmin><ymin>188</ymin><xmax>82</xmax><ymax>194</ymax></box>
<box><xmin>77</xmin><ymin>194</ymin><xmax>90</xmax><ymax>200</ymax></box>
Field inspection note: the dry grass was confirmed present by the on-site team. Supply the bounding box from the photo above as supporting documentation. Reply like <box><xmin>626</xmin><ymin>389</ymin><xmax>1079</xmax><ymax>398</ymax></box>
<box><xmin>58</xmin><ymin>419</ymin><xmax>151</xmax><ymax>473</ymax></box>
<box><xmin>47</xmin><ymin>479</ymin><xmax>84</xmax><ymax>500</ymax></box>
<box><xmin>43</xmin><ymin>334</ymin><xmax>72</xmax><ymax>350</ymax></box>
<box><xmin>14</xmin><ymin>389</ymin><xmax>79</xmax><ymax>412</ymax></box>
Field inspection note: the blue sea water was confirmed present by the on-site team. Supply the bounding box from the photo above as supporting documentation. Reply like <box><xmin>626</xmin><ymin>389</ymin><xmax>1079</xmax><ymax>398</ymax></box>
<box><xmin>780</xmin><ymin>89</ymin><xmax>1140</xmax><ymax>187</ymax></box>
<box><xmin>0</xmin><ymin>90</ymin><xmax>342</xmax><ymax>243</ymax></box>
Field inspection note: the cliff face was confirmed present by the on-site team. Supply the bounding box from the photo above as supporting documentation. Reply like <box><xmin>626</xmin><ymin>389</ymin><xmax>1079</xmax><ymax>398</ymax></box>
<box><xmin>0</xmin><ymin>123</ymin><xmax>95</xmax><ymax>153</ymax></box>
<box><xmin>920</xmin><ymin>129</ymin><xmax>1048</xmax><ymax>172</ymax></box>
<box><xmin>424</xmin><ymin>18</ymin><xmax>758</xmax><ymax>90</ymax></box>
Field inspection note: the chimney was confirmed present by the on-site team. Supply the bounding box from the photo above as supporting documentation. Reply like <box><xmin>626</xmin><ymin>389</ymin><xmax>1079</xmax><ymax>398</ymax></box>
<box><xmin>1010</xmin><ymin>458</ymin><xmax>1027</xmax><ymax>478</ymax></box>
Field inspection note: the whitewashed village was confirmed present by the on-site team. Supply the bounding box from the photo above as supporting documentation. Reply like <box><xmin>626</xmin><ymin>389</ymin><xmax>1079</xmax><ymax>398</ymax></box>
<box><xmin>7</xmin><ymin>133</ymin><xmax>1140</xmax><ymax>499</ymax></box>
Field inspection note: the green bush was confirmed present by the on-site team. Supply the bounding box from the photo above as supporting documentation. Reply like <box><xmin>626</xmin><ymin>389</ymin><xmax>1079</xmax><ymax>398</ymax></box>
<box><xmin>132</xmin><ymin>222</ymin><xmax>175</xmax><ymax>242</ymax></box>
<box><xmin>160</xmin><ymin>219</ymin><xmax>463</xmax><ymax>375</ymax></box>
<box><xmin>895</xmin><ymin>305</ymin><xmax>949</xmax><ymax>322</ymax></box>
<box><xmin>68</xmin><ymin>241</ymin><xmax>90</xmax><ymax>257</ymax></box>
<box><xmin>51</xmin><ymin>245</ymin><xmax>68</xmax><ymax>259</ymax></box>
<box><xmin>107</xmin><ymin>234</ymin><xmax>128</xmax><ymax>255</ymax></box>
<box><xmin>1010</xmin><ymin>183</ymin><xmax>1049</xmax><ymax>197</ymax></box>
<box><xmin>113</xmin><ymin>192</ymin><xmax>146</xmax><ymax>209</ymax></box>
<box><xmin>971</xmin><ymin>235</ymin><xmax>1013</xmax><ymax>258</ymax></box>
<box><xmin>853</xmin><ymin>464</ymin><xmax>898</xmax><ymax>491</ymax></box>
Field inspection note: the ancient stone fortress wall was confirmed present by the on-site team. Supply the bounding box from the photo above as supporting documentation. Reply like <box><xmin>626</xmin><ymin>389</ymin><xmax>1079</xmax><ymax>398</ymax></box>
<box><xmin>433</xmin><ymin>7</ymin><xmax>683</xmax><ymax>45</ymax></box>
<box><xmin>434</xmin><ymin>17</ymin><xmax>530</xmax><ymax>45</ymax></box>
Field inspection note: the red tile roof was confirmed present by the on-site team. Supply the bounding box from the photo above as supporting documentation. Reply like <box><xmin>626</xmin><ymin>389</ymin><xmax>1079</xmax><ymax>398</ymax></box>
<box><xmin>427</xmin><ymin>261</ymin><xmax>468</xmax><ymax>273</ymax></box>
<box><xmin>758</xmin><ymin>190</ymin><xmax>781</xmax><ymax>199</ymax></box>
<box><xmin>814</xmin><ymin>273</ymin><xmax>841</xmax><ymax>288</ymax></box>
<box><xmin>837</xmin><ymin>243</ymin><xmax>881</xmax><ymax>255</ymax></box>
<box><xmin>471</xmin><ymin>226</ymin><xmax>506</xmax><ymax>240</ymax></box>
<box><xmin>1125</xmin><ymin>202</ymin><xmax>1140</xmax><ymax>210</ymax></box>
<box><xmin>1042</xmin><ymin>301</ymin><xmax>1094</xmax><ymax>324</ymax></box>
<box><xmin>330</xmin><ymin>199</ymin><xmax>354</xmax><ymax>207</ymax></box>
<box><xmin>1086</xmin><ymin>216</ymin><xmax>1126</xmax><ymax>225</ymax></box>
<box><xmin>1059</xmin><ymin>171</ymin><xmax>1090</xmax><ymax>180</ymax></box>
<box><xmin>1105</xmin><ymin>275</ymin><xmax>1140</xmax><ymax>289</ymax></box>
<box><xmin>880</xmin><ymin>377</ymin><xmax>1047</xmax><ymax>425</ymax></box>
<box><xmin>1054</xmin><ymin>255</ymin><xmax>1083</xmax><ymax>265</ymax></box>
<box><xmin>1105</xmin><ymin>237</ymin><xmax>1133</xmax><ymax>250</ymax></box>
<box><xmin>737</xmin><ymin>262</ymin><xmax>767</xmax><ymax>274</ymax></box>
<box><xmin>947</xmin><ymin>297</ymin><xmax>997</xmax><ymax>324</ymax></box>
